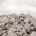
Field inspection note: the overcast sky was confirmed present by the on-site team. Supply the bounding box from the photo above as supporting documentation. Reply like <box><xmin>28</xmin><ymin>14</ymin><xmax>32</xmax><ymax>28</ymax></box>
<box><xmin>0</xmin><ymin>0</ymin><xmax>36</xmax><ymax>18</ymax></box>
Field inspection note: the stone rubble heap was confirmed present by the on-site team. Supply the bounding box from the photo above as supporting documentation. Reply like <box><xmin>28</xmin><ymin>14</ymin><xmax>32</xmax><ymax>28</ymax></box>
<box><xmin>0</xmin><ymin>14</ymin><xmax>36</xmax><ymax>36</ymax></box>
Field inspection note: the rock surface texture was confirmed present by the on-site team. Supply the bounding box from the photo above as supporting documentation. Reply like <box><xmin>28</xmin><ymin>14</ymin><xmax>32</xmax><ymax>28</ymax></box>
<box><xmin>0</xmin><ymin>14</ymin><xmax>36</xmax><ymax>36</ymax></box>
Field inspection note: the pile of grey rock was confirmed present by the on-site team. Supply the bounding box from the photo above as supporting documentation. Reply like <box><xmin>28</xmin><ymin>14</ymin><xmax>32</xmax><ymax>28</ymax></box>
<box><xmin>0</xmin><ymin>14</ymin><xmax>36</xmax><ymax>36</ymax></box>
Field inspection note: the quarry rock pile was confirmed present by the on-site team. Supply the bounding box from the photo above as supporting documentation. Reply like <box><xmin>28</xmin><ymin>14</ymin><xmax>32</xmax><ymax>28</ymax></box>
<box><xmin>0</xmin><ymin>14</ymin><xmax>36</xmax><ymax>36</ymax></box>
